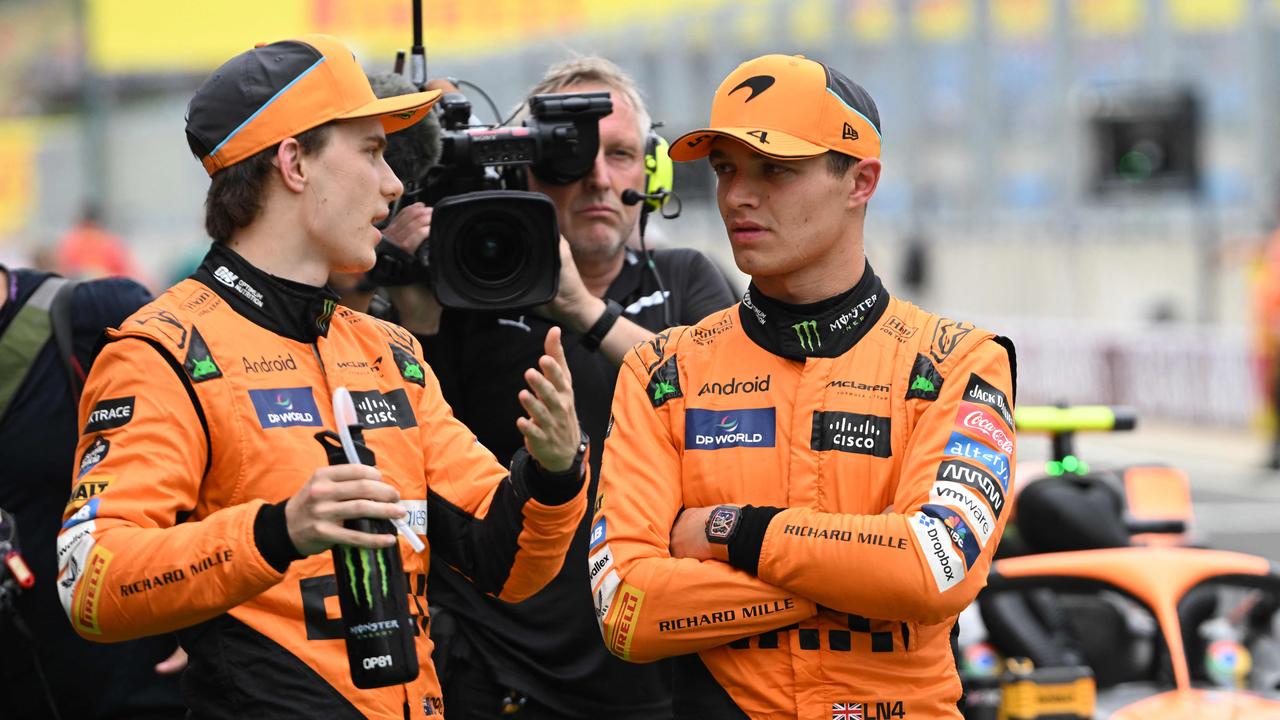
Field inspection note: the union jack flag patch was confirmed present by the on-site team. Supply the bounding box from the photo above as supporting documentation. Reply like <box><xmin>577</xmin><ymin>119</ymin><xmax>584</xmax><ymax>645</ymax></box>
<box><xmin>832</xmin><ymin>703</ymin><xmax>863</xmax><ymax>720</ymax></box>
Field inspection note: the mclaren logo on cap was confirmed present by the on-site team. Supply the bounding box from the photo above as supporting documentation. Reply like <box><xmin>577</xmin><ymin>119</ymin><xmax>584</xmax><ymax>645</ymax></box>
<box><xmin>842</xmin><ymin>122</ymin><xmax>859</xmax><ymax>141</ymax></box>
<box><xmin>686</xmin><ymin>135</ymin><xmax>708</xmax><ymax>149</ymax></box>
<box><xmin>729</xmin><ymin>75</ymin><xmax>775</xmax><ymax>102</ymax></box>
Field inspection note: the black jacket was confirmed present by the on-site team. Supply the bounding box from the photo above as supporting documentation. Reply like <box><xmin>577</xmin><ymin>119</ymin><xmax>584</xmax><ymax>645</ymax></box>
<box><xmin>0</xmin><ymin>267</ymin><xmax>185</xmax><ymax>720</ymax></box>
<box><xmin>421</xmin><ymin>247</ymin><xmax>736</xmax><ymax>718</ymax></box>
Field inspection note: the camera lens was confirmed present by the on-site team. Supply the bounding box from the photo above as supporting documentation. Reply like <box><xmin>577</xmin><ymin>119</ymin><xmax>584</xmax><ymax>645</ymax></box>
<box><xmin>428</xmin><ymin>190</ymin><xmax>559</xmax><ymax>309</ymax></box>
<box><xmin>458</xmin><ymin>219</ymin><xmax>528</xmax><ymax>286</ymax></box>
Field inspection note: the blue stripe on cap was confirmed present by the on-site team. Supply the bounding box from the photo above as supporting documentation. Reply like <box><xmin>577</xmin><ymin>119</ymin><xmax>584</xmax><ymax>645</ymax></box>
<box><xmin>826</xmin><ymin>88</ymin><xmax>882</xmax><ymax>139</ymax></box>
<box><xmin>209</xmin><ymin>56</ymin><xmax>327</xmax><ymax>159</ymax></box>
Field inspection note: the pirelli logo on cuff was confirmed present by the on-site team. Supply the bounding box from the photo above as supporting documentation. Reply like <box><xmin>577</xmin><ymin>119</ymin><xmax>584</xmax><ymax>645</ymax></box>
<box><xmin>72</xmin><ymin>544</ymin><xmax>114</xmax><ymax>635</ymax></box>
<box><xmin>604</xmin><ymin>584</ymin><xmax>646</xmax><ymax>660</ymax></box>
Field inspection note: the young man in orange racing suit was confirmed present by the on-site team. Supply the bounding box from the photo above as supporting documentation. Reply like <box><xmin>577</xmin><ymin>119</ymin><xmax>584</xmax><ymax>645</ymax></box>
<box><xmin>593</xmin><ymin>54</ymin><xmax>1018</xmax><ymax>719</ymax></box>
<box><xmin>55</xmin><ymin>35</ymin><xmax>587</xmax><ymax>720</ymax></box>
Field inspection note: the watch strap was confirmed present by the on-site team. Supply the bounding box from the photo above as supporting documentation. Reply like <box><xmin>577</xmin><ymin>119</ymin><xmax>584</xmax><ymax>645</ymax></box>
<box><xmin>581</xmin><ymin>298</ymin><xmax>623</xmax><ymax>351</ymax></box>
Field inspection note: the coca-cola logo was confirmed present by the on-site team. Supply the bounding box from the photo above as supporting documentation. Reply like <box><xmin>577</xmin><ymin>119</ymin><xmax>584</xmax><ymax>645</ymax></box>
<box><xmin>956</xmin><ymin>402</ymin><xmax>1013</xmax><ymax>454</ymax></box>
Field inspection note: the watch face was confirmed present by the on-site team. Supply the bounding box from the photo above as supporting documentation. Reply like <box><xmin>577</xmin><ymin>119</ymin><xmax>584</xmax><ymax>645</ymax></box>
<box><xmin>707</xmin><ymin>506</ymin><xmax>739</xmax><ymax>543</ymax></box>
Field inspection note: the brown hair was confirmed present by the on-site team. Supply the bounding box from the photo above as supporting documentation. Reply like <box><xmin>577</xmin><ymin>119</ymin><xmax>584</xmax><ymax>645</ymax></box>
<box><xmin>203</xmin><ymin>124</ymin><xmax>331</xmax><ymax>243</ymax></box>
<box><xmin>826</xmin><ymin>151</ymin><xmax>858</xmax><ymax>178</ymax></box>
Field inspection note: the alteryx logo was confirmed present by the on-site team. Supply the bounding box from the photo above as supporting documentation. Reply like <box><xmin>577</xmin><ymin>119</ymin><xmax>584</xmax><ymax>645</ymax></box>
<box><xmin>248</xmin><ymin>387</ymin><xmax>322</xmax><ymax>429</ymax></box>
<box><xmin>944</xmin><ymin>432</ymin><xmax>1010</xmax><ymax>489</ymax></box>
<box><xmin>685</xmin><ymin>408</ymin><xmax>776</xmax><ymax>450</ymax></box>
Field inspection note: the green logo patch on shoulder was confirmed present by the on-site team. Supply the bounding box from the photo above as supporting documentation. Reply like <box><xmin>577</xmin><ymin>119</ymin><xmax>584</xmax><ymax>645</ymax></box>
<box><xmin>906</xmin><ymin>354</ymin><xmax>943</xmax><ymax>401</ymax></box>
<box><xmin>647</xmin><ymin>355</ymin><xmax>682</xmax><ymax>408</ymax></box>
<box><xmin>183</xmin><ymin>327</ymin><xmax>222</xmax><ymax>383</ymax></box>
<box><xmin>390</xmin><ymin>344</ymin><xmax>426</xmax><ymax>386</ymax></box>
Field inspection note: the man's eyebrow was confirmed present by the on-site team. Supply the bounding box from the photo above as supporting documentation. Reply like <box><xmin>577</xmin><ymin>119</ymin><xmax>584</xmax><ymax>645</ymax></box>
<box><xmin>708</xmin><ymin>149</ymin><xmax>727</xmax><ymax>162</ymax></box>
<box><xmin>364</xmin><ymin>134</ymin><xmax>387</xmax><ymax>150</ymax></box>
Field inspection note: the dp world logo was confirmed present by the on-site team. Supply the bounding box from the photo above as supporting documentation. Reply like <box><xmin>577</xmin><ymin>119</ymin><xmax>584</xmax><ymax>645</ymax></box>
<box><xmin>249</xmin><ymin>387</ymin><xmax>322</xmax><ymax>429</ymax></box>
<box><xmin>792</xmin><ymin>320</ymin><xmax>821</xmax><ymax>352</ymax></box>
<box><xmin>685</xmin><ymin>408</ymin><xmax>776</xmax><ymax>450</ymax></box>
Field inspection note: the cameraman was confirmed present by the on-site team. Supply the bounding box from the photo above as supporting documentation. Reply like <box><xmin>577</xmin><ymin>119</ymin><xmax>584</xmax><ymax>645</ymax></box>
<box><xmin>378</xmin><ymin>58</ymin><xmax>735</xmax><ymax>718</ymax></box>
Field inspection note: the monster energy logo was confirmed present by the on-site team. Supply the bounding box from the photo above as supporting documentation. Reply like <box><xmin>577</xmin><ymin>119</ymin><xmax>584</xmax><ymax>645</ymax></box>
<box><xmin>910</xmin><ymin>375</ymin><xmax>936</xmax><ymax>393</ymax></box>
<box><xmin>317</xmin><ymin>299</ymin><xmax>337</xmax><ymax>331</ymax></box>
<box><xmin>341</xmin><ymin>545</ymin><xmax>390</xmax><ymax>607</ymax></box>
<box><xmin>792</xmin><ymin>320</ymin><xmax>821</xmax><ymax>351</ymax></box>
<box><xmin>652</xmin><ymin>381</ymin><xmax>676</xmax><ymax>402</ymax></box>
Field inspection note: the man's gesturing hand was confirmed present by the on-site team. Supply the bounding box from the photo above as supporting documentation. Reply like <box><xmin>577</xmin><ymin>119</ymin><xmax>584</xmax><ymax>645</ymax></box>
<box><xmin>285</xmin><ymin>465</ymin><xmax>407</xmax><ymax>556</ymax></box>
<box><xmin>517</xmin><ymin>326</ymin><xmax>581</xmax><ymax>473</ymax></box>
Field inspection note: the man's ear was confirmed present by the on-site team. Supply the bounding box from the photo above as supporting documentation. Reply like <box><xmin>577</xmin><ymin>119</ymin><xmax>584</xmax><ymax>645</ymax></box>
<box><xmin>848</xmin><ymin>157</ymin><xmax>881</xmax><ymax>211</ymax></box>
<box><xmin>274</xmin><ymin>138</ymin><xmax>307</xmax><ymax>193</ymax></box>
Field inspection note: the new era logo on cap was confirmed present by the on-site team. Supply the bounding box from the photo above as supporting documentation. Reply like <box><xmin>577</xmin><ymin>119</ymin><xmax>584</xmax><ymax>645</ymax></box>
<box><xmin>842</xmin><ymin>122</ymin><xmax>859</xmax><ymax>141</ymax></box>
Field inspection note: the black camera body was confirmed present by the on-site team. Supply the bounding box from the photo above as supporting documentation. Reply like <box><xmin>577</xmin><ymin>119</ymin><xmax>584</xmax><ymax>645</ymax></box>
<box><xmin>385</xmin><ymin>90</ymin><xmax>613</xmax><ymax>310</ymax></box>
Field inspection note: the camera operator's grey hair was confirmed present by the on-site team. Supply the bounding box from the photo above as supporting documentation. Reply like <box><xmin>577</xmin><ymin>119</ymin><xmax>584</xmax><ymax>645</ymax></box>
<box><xmin>512</xmin><ymin>56</ymin><xmax>651</xmax><ymax>146</ymax></box>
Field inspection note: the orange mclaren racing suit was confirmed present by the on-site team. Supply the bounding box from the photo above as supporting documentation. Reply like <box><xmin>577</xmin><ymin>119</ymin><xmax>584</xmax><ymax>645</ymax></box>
<box><xmin>594</xmin><ymin>263</ymin><xmax>1016</xmax><ymax>719</ymax></box>
<box><xmin>56</xmin><ymin>245</ymin><xmax>586</xmax><ymax>720</ymax></box>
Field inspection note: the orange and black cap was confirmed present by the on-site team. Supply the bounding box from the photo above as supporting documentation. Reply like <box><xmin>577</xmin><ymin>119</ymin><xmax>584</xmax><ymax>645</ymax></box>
<box><xmin>670</xmin><ymin>54</ymin><xmax>881</xmax><ymax>162</ymax></box>
<box><xmin>186</xmin><ymin>34</ymin><xmax>441</xmax><ymax>177</ymax></box>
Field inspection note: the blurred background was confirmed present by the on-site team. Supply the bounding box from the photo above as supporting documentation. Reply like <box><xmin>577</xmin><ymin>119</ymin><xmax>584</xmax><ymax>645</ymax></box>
<box><xmin>3</xmin><ymin>0</ymin><xmax>1280</xmax><ymax>555</ymax></box>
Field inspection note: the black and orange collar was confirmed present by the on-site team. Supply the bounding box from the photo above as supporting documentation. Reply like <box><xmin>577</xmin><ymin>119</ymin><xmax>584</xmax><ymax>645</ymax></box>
<box><xmin>192</xmin><ymin>244</ymin><xmax>339</xmax><ymax>344</ymax></box>
<box><xmin>738</xmin><ymin>261</ymin><xmax>887</xmax><ymax>360</ymax></box>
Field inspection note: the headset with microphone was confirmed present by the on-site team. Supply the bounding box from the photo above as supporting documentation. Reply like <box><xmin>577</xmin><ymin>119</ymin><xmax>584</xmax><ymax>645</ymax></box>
<box><xmin>621</xmin><ymin>128</ymin><xmax>681</xmax><ymax>327</ymax></box>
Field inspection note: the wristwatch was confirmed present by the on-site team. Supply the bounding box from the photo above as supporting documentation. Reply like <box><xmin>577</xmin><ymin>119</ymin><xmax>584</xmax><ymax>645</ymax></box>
<box><xmin>581</xmin><ymin>299</ymin><xmax>623</xmax><ymax>351</ymax></box>
<box><xmin>704</xmin><ymin>505</ymin><xmax>742</xmax><ymax>545</ymax></box>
